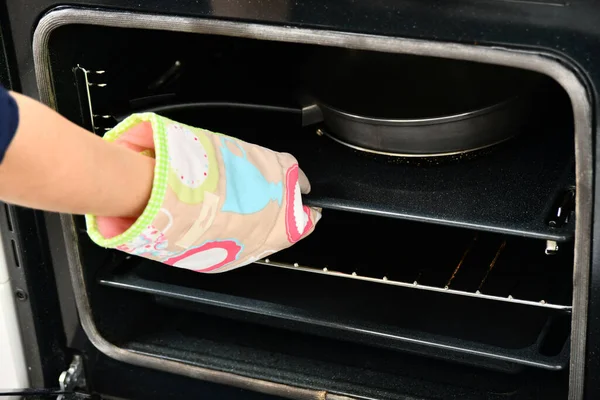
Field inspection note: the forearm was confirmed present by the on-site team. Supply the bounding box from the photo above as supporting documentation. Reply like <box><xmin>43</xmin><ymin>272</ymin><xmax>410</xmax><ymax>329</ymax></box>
<box><xmin>0</xmin><ymin>92</ymin><xmax>154</xmax><ymax>217</ymax></box>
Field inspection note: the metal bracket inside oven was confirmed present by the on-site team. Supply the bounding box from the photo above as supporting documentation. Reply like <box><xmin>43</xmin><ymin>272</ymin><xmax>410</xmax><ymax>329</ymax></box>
<box><xmin>73</xmin><ymin>65</ymin><xmax>113</xmax><ymax>135</ymax></box>
<box><xmin>59</xmin><ymin>355</ymin><xmax>86</xmax><ymax>394</ymax></box>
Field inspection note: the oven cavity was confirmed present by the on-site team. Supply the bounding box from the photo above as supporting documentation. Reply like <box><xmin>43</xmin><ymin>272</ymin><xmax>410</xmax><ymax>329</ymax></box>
<box><xmin>44</xmin><ymin>21</ymin><xmax>576</xmax><ymax>399</ymax></box>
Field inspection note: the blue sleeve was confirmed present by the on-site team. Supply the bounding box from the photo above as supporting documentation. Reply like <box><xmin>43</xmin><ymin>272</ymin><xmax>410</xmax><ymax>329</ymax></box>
<box><xmin>0</xmin><ymin>85</ymin><xmax>19</xmax><ymax>164</ymax></box>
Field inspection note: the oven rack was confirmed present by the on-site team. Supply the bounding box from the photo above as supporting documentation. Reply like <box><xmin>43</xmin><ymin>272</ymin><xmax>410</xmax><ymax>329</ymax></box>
<box><xmin>244</xmin><ymin>207</ymin><xmax>574</xmax><ymax>311</ymax></box>
<box><xmin>98</xmin><ymin>257</ymin><xmax>571</xmax><ymax>373</ymax></box>
<box><xmin>83</xmin><ymin>203</ymin><xmax>574</xmax><ymax>313</ymax></box>
<box><xmin>256</xmin><ymin>258</ymin><xmax>571</xmax><ymax>310</ymax></box>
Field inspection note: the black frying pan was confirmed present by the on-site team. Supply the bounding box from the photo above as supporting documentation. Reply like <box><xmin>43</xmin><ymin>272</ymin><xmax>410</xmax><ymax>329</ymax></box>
<box><xmin>298</xmin><ymin>48</ymin><xmax>541</xmax><ymax>157</ymax></box>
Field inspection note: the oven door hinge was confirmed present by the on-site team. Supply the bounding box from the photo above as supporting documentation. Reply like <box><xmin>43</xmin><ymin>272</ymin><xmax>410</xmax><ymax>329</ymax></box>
<box><xmin>0</xmin><ymin>355</ymin><xmax>88</xmax><ymax>398</ymax></box>
<box><xmin>58</xmin><ymin>355</ymin><xmax>87</xmax><ymax>397</ymax></box>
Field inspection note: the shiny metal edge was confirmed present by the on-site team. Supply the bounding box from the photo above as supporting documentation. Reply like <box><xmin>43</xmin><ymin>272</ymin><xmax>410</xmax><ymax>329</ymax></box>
<box><xmin>317</xmin><ymin>94</ymin><xmax>522</xmax><ymax>126</ymax></box>
<box><xmin>32</xmin><ymin>8</ymin><xmax>592</xmax><ymax>400</ymax></box>
<box><xmin>317</xmin><ymin>127</ymin><xmax>517</xmax><ymax>158</ymax></box>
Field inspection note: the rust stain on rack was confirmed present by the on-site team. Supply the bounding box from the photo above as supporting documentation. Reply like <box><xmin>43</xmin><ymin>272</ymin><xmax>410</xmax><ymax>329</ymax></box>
<box><xmin>445</xmin><ymin>234</ymin><xmax>478</xmax><ymax>289</ymax></box>
<box><xmin>478</xmin><ymin>240</ymin><xmax>507</xmax><ymax>292</ymax></box>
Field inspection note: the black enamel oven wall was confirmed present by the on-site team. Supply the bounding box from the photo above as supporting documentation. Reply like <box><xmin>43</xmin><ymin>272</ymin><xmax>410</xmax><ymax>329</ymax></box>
<box><xmin>24</xmin><ymin>15</ymin><xmax>586</xmax><ymax>400</ymax></box>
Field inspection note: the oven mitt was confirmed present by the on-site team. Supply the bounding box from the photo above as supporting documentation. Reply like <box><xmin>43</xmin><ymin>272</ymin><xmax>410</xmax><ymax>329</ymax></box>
<box><xmin>85</xmin><ymin>112</ymin><xmax>321</xmax><ymax>273</ymax></box>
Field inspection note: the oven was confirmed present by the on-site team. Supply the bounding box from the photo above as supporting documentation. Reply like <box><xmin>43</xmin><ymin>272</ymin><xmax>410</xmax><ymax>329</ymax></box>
<box><xmin>2</xmin><ymin>1</ymin><xmax>600</xmax><ymax>399</ymax></box>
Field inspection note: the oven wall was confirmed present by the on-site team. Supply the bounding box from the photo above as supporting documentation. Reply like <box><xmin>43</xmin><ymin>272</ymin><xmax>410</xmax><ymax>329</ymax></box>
<box><xmin>5</xmin><ymin>0</ymin><xmax>600</xmax><ymax>398</ymax></box>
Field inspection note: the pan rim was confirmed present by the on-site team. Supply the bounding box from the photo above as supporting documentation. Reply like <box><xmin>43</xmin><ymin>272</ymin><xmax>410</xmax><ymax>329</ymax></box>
<box><xmin>317</xmin><ymin>127</ymin><xmax>518</xmax><ymax>157</ymax></box>
<box><xmin>316</xmin><ymin>93</ymin><xmax>523</xmax><ymax>126</ymax></box>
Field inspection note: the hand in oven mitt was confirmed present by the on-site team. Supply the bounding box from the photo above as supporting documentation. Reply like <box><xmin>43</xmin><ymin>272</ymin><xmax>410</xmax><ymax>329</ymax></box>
<box><xmin>85</xmin><ymin>113</ymin><xmax>322</xmax><ymax>273</ymax></box>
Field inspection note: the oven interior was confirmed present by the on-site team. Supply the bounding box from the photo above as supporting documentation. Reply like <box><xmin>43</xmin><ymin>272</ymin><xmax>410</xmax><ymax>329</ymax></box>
<box><xmin>46</xmin><ymin>23</ymin><xmax>576</xmax><ymax>399</ymax></box>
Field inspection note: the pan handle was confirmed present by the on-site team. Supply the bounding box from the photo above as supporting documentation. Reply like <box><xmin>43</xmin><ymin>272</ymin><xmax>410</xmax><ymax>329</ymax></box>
<box><xmin>114</xmin><ymin>101</ymin><xmax>304</xmax><ymax>123</ymax></box>
<box><xmin>300</xmin><ymin>103</ymin><xmax>323</xmax><ymax>127</ymax></box>
<box><xmin>297</xmin><ymin>92</ymin><xmax>324</xmax><ymax>127</ymax></box>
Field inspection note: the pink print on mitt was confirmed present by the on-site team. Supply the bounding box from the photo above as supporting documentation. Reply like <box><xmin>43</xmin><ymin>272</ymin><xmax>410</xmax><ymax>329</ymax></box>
<box><xmin>285</xmin><ymin>164</ymin><xmax>314</xmax><ymax>243</ymax></box>
<box><xmin>164</xmin><ymin>240</ymin><xmax>243</xmax><ymax>273</ymax></box>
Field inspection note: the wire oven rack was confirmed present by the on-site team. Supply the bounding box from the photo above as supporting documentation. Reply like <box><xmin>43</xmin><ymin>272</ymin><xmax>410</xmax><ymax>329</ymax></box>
<box><xmin>256</xmin><ymin>250</ymin><xmax>571</xmax><ymax>311</ymax></box>
<box><xmin>250</xmin><ymin>207</ymin><xmax>573</xmax><ymax>311</ymax></box>
<box><xmin>98</xmin><ymin>249</ymin><xmax>572</xmax><ymax>373</ymax></box>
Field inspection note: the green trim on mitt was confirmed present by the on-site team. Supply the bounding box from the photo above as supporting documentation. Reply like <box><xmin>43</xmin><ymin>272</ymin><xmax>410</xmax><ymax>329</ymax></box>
<box><xmin>85</xmin><ymin>113</ymin><xmax>169</xmax><ymax>248</ymax></box>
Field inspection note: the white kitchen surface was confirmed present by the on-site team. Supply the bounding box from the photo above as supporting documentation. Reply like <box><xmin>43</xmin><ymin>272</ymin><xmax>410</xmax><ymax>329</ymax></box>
<box><xmin>0</xmin><ymin>230</ymin><xmax>28</xmax><ymax>396</ymax></box>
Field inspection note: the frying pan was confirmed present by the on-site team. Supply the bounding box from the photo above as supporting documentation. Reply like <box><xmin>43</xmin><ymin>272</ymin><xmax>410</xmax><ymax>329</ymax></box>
<box><xmin>121</xmin><ymin>50</ymin><xmax>540</xmax><ymax>157</ymax></box>
<box><xmin>298</xmin><ymin>49</ymin><xmax>541</xmax><ymax>157</ymax></box>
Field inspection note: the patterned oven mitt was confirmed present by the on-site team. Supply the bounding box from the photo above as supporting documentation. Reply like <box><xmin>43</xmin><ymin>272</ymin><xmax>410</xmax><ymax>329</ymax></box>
<box><xmin>85</xmin><ymin>113</ymin><xmax>321</xmax><ymax>273</ymax></box>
